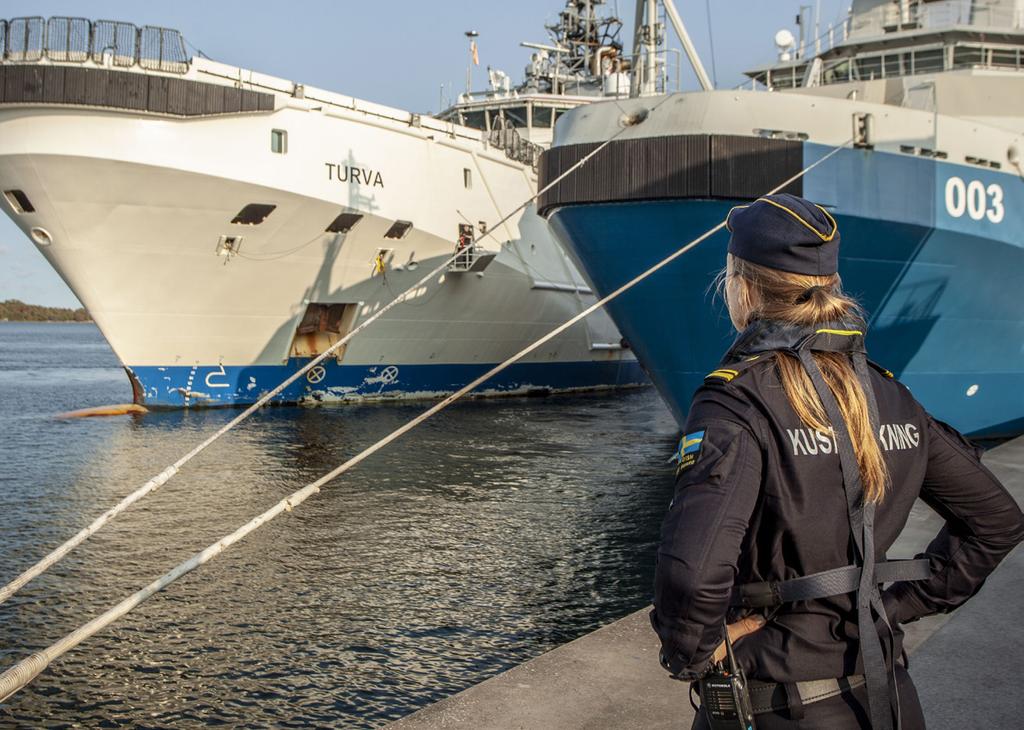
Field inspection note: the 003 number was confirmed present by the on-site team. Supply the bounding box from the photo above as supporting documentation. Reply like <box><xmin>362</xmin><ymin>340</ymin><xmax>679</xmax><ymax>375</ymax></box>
<box><xmin>944</xmin><ymin>177</ymin><xmax>1005</xmax><ymax>223</ymax></box>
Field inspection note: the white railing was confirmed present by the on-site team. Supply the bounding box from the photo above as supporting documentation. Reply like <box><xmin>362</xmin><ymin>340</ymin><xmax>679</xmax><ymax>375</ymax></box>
<box><xmin>0</xmin><ymin>16</ymin><xmax>189</xmax><ymax>73</ymax></box>
<box><xmin>867</xmin><ymin>1</ymin><xmax>1022</xmax><ymax>36</ymax></box>
<box><xmin>489</xmin><ymin>117</ymin><xmax>544</xmax><ymax>170</ymax></box>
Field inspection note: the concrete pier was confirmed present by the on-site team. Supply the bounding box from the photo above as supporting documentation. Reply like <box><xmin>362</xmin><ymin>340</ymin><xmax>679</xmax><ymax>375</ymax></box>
<box><xmin>391</xmin><ymin>437</ymin><xmax>1024</xmax><ymax>729</ymax></box>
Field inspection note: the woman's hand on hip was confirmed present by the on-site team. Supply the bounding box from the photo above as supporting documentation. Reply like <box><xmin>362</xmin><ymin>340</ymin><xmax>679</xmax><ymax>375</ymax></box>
<box><xmin>712</xmin><ymin>615</ymin><xmax>766</xmax><ymax>664</ymax></box>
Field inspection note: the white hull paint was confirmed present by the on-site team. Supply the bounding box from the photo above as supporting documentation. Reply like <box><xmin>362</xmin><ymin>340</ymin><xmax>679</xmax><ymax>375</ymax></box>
<box><xmin>0</xmin><ymin>55</ymin><xmax>643</xmax><ymax>407</ymax></box>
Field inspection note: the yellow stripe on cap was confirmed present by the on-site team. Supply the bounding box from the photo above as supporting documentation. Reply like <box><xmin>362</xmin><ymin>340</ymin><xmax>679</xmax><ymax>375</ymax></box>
<box><xmin>815</xmin><ymin>328</ymin><xmax>863</xmax><ymax>336</ymax></box>
<box><xmin>724</xmin><ymin>204</ymin><xmax>751</xmax><ymax>232</ymax></box>
<box><xmin>756</xmin><ymin>197</ymin><xmax>838</xmax><ymax>242</ymax></box>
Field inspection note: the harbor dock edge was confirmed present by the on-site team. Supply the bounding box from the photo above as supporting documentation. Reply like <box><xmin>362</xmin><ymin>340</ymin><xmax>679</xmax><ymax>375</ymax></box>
<box><xmin>391</xmin><ymin>436</ymin><xmax>1024</xmax><ymax>729</ymax></box>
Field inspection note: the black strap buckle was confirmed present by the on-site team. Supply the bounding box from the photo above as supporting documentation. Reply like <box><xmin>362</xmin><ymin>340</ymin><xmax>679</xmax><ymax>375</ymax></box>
<box><xmin>733</xmin><ymin>580</ymin><xmax>781</xmax><ymax>609</ymax></box>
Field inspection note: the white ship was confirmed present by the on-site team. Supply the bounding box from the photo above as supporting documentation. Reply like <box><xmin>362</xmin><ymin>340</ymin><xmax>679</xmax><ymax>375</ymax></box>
<box><xmin>0</xmin><ymin>5</ymin><xmax>645</xmax><ymax>407</ymax></box>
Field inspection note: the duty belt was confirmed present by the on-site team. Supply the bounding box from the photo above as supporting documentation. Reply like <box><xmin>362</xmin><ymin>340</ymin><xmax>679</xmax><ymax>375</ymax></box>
<box><xmin>748</xmin><ymin>675</ymin><xmax>866</xmax><ymax>715</ymax></box>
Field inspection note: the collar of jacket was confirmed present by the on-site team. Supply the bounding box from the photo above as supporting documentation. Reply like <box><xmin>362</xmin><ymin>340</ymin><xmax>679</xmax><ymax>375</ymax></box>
<box><xmin>722</xmin><ymin>319</ymin><xmax>867</xmax><ymax>364</ymax></box>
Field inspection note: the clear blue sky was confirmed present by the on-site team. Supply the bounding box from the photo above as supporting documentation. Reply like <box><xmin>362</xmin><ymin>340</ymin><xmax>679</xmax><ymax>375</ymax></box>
<box><xmin>1</xmin><ymin>0</ymin><xmax>847</xmax><ymax>307</ymax></box>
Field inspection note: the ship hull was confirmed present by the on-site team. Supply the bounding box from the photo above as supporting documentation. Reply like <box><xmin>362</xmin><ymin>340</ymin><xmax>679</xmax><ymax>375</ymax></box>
<box><xmin>0</xmin><ymin>67</ymin><xmax>645</xmax><ymax>408</ymax></box>
<box><xmin>548</xmin><ymin>144</ymin><xmax>1024</xmax><ymax>438</ymax></box>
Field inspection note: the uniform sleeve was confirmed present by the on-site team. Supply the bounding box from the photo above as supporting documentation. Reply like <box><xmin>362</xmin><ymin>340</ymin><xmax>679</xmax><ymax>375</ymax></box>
<box><xmin>651</xmin><ymin>388</ymin><xmax>764</xmax><ymax>679</ymax></box>
<box><xmin>882</xmin><ymin>416</ymin><xmax>1024</xmax><ymax>625</ymax></box>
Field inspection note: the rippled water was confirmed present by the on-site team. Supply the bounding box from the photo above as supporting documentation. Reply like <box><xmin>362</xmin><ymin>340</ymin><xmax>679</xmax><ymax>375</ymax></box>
<box><xmin>0</xmin><ymin>323</ymin><xmax>680</xmax><ymax>727</ymax></box>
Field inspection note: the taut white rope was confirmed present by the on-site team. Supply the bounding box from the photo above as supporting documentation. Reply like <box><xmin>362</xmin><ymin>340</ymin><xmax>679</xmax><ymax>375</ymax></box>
<box><xmin>0</xmin><ymin>139</ymin><xmax>850</xmax><ymax>702</ymax></box>
<box><xmin>0</xmin><ymin>123</ymin><xmax>637</xmax><ymax>608</ymax></box>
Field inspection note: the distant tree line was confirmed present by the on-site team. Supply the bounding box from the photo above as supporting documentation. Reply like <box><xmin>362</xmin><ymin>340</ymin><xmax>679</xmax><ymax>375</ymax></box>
<box><xmin>0</xmin><ymin>299</ymin><xmax>91</xmax><ymax>322</ymax></box>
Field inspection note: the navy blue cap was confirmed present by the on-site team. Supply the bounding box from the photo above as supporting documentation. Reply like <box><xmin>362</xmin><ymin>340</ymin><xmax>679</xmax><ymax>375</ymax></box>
<box><xmin>726</xmin><ymin>194</ymin><xmax>839</xmax><ymax>276</ymax></box>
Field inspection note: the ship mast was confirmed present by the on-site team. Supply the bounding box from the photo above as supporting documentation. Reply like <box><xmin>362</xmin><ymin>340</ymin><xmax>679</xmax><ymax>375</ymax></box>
<box><xmin>630</xmin><ymin>0</ymin><xmax>714</xmax><ymax>96</ymax></box>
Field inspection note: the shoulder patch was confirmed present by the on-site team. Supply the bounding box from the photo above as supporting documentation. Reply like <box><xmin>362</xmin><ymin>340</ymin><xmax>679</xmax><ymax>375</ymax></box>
<box><xmin>674</xmin><ymin>430</ymin><xmax>705</xmax><ymax>474</ymax></box>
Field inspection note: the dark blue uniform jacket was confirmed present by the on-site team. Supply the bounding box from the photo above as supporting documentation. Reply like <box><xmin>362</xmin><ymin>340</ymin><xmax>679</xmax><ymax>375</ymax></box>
<box><xmin>651</xmin><ymin>325</ymin><xmax>1024</xmax><ymax>683</ymax></box>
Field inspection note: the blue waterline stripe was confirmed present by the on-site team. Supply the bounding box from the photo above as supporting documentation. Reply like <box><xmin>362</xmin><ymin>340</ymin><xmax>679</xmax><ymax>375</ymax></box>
<box><xmin>129</xmin><ymin>359</ymin><xmax>649</xmax><ymax>408</ymax></box>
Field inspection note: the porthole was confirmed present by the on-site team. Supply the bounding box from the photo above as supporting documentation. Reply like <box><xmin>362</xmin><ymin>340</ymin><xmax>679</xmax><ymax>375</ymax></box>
<box><xmin>30</xmin><ymin>227</ymin><xmax>53</xmax><ymax>246</ymax></box>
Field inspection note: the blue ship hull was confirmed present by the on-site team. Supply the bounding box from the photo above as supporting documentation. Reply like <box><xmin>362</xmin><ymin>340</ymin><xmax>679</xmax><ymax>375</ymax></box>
<box><xmin>548</xmin><ymin>145</ymin><xmax>1024</xmax><ymax>438</ymax></box>
<box><xmin>127</xmin><ymin>359</ymin><xmax>648</xmax><ymax>408</ymax></box>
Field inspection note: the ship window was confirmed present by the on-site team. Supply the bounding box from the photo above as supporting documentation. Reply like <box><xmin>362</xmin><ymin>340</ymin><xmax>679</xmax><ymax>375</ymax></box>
<box><xmin>857</xmin><ymin>56</ymin><xmax>882</xmax><ymax>80</ymax></box>
<box><xmin>771</xmin><ymin>71</ymin><xmax>792</xmax><ymax>88</ymax></box>
<box><xmin>912</xmin><ymin>49</ymin><xmax>944</xmax><ymax>74</ymax></box>
<box><xmin>824</xmin><ymin>60</ymin><xmax>851</xmax><ymax>84</ymax></box>
<box><xmin>384</xmin><ymin>220</ymin><xmax>413</xmax><ymax>240</ymax></box>
<box><xmin>231</xmin><ymin>203</ymin><xmax>277</xmax><ymax>225</ymax></box>
<box><xmin>463</xmin><ymin>168</ymin><xmax>472</xmax><ymax>189</ymax></box>
<box><xmin>326</xmin><ymin>212</ymin><xmax>363</xmax><ymax>233</ymax></box>
<box><xmin>271</xmin><ymin>129</ymin><xmax>288</xmax><ymax>154</ymax></box>
<box><xmin>503</xmin><ymin>106</ymin><xmax>528</xmax><ymax>127</ymax></box>
<box><xmin>953</xmin><ymin>47</ymin><xmax>983</xmax><ymax>68</ymax></box>
<box><xmin>461</xmin><ymin>110</ymin><xmax>486</xmax><ymax>129</ymax></box>
<box><xmin>3</xmin><ymin>190</ymin><xmax>35</xmax><ymax>214</ymax></box>
<box><xmin>883</xmin><ymin>54</ymin><xmax>903</xmax><ymax>76</ymax></box>
<box><xmin>533</xmin><ymin>107</ymin><xmax>553</xmax><ymax>128</ymax></box>
<box><xmin>991</xmin><ymin>48</ymin><xmax>1019</xmax><ymax>69</ymax></box>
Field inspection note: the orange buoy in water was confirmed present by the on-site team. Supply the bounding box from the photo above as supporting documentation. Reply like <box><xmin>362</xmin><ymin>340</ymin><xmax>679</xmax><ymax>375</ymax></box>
<box><xmin>57</xmin><ymin>404</ymin><xmax>149</xmax><ymax>419</ymax></box>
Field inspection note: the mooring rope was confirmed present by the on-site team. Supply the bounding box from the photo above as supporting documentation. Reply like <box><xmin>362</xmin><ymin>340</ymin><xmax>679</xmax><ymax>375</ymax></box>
<box><xmin>0</xmin><ymin>119</ymin><xmax>640</xmax><ymax>609</ymax></box>
<box><xmin>0</xmin><ymin>138</ymin><xmax>850</xmax><ymax>702</ymax></box>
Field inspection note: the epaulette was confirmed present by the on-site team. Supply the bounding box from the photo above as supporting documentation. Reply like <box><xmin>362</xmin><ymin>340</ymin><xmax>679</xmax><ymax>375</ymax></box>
<box><xmin>704</xmin><ymin>354</ymin><xmax>765</xmax><ymax>384</ymax></box>
<box><xmin>867</xmin><ymin>359</ymin><xmax>895</xmax><ymax>379</ymax></box>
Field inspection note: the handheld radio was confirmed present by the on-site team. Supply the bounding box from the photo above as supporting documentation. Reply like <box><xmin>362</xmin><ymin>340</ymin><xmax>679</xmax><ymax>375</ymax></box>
<box><xmin>696</xmin><ymin>621</ymin><xmax>756</xmax><ymax>730</ymax></box>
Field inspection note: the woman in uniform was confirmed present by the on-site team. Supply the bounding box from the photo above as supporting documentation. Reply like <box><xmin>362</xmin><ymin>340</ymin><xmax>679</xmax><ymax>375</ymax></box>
<box><xmin>650</xmin><ymin>194</ymin><xmax>1024</xmax><ymax>729</ymax></box>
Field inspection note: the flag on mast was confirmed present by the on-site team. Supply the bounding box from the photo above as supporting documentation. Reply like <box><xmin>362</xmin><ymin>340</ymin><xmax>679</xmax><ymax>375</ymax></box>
<box><xmin>471</xmin><ymin>40</ymin><xmax>479</xmax><ymax>65</ymax></box>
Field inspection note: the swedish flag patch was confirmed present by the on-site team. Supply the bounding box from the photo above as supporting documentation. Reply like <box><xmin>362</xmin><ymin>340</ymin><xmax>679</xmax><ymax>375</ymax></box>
<box><xmin>674</xmin><ymin>430</ymin><xmax>705</xmax><ymax>474</ymax></box>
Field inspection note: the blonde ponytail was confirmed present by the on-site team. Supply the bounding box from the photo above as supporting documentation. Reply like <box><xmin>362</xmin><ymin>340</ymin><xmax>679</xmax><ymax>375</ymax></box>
<box><xmin>722</xmin><ymin>255</ymin><xmax>889</xmax><ymax>502</ymax></box>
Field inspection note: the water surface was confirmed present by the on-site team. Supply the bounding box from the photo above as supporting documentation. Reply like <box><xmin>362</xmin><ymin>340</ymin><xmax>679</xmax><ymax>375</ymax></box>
<box><xmin>0</xmin><ymin>323</ymin><xmax>679</xmax><ymax>727</ymax></box>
